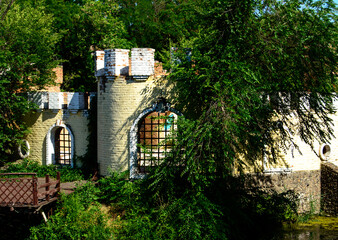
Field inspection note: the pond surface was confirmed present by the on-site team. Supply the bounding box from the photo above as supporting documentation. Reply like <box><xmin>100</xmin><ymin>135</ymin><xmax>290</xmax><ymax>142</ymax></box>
<box><xmin>271</xmin><ymin>216</ymin><xmax>338</xmax><ymax>240</ymax></box>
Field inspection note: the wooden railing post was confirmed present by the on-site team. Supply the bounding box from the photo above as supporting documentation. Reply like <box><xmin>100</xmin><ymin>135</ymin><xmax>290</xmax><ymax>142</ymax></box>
<box><xmin>56</xmin><ymin>172</ymin><xmax>61</xmax><ymax>196</ymax></box>
<box><xmin>32</xmin><ymin>175</ymin><xmax>38</xmax><ymax>205</ymax></box>
<box><xmin>45</xmin><ymin>174</ymin><xmax>50</xmax><ymax>201</ymax></box>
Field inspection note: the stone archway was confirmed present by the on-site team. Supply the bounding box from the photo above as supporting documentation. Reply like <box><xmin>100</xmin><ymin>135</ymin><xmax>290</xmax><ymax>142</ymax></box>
<box><xmin>46</xmin><ymin>122</ymin><xmax>74</xmax><ymax>167</ymax></box>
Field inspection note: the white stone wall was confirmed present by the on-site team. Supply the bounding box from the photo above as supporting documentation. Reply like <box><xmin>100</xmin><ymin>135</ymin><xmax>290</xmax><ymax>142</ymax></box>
<box><xmin>131</xmin><ymin>48</ymin><xmax>155</xmax><ymax>80</ymax></box>
<box><xmin>97</xmin><ymin>76</ymin><xmax>166</xmax><ymax>175</ymax></box>
<box><xmin>24</xmin><ymin>110</ymin><xmax>90</xmax><ymax>167</ymax></box>
<box><xmin>24</xmin><ymin>92</ymin><xmax>94</xmax><ymax>167</ymax></box>
<box><xmin>105</xmin><ymin>49</ymin><xmax>130</xmax><ymax>77</ymax></box>
<box><xmin>96</xmin><ymin>48</ymin><xmax>169</xmax><ymax>175</ymax></box>
<box><xmin>264</xmin><ymin>112</ymin><xmax>338</xmax><ymax>173</ymax></box>
<box><xmin>29</xmin><ymin>92</ymin><xmax>88</xmax><ymax>111</ymax></box>
<box><xmin>95</xmin><ymin>48</ymin><xmax>338</xmax><ymax>177</ymax></box>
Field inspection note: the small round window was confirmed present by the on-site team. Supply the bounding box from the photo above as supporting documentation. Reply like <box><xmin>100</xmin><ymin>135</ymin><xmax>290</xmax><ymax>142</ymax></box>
<box><xmin>18</xmin><ymin>140</ymin><xmax>30</xmax><ymax>159</ymax></box>
<box><xmin>319</xmin><ymin>144</ymin><xmax>331</xmax><ymax>160</ymax></box>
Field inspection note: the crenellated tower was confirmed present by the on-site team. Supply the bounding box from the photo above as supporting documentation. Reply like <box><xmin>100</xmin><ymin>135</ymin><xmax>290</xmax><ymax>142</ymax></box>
<box><xmin>95</xmin><ymin>48</ymin><xmax>175</xmax><ymax>176</ymax></box>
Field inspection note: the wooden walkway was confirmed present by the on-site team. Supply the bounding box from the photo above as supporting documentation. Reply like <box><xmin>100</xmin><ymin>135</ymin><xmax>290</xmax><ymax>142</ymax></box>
<box><xmin>0</xmin><ymin>172</ymin><xmax>86</xmax><ymax>223</ymax></box>
<box><xmin>0</xmin><ymin>172</ymin><xmax>76</xmax><ymax>210</ymax></box>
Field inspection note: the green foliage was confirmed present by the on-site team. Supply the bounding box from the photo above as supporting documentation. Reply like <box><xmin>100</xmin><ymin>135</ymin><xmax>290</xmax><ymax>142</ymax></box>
<box><xmin>166</xmin><ymin>0</ymin><xmax>337</xmax><ymax>182</ymax></box>
<box><xmin>0</xmin><ymin>2</ymin><xmax>59</xmax><ymax>162</ymax></box>
<box><xmin>93</xmin><ymin>172</ymin><xmax>298</xmax><ymax>240</ymax></box>
<box><xmin>0</xmin><ymin>159</ymin><xmax>84</xmax><ymax>182</ymax></box>
<box><xmin>97</xmin><ymin>172</ymin><xmax>226</xmax><ymax>239</ymax></box>
<box><xmin>27</xmin><ymin>0</ymin><xmax>132</xmax><ymax>92</ymax></box>
<box><xmin>27</xmin><ymin>171</ymin><xmax>299</xmax><ymax>239</ymax></box>
<box><xmin>29</xmin><ymin>183</ymin><xmax>113</xmax><ymax>240</ymax></box>
<box><xmin>117</xmin><ymin>0</ymin><xmax>204</xmax><ymax>61</ymax></box>
<box><xmin>78</xmin><ymin>95</ymin><xmax>98</xmax><ymax>176</ymax></box>
<box><xmin>98</xmin><ymin>171</ymin><xmax>133</xmax><ymax>204</ymax></box>
<box><xmin>130</xmin><ymin>2</ymin><xmax>336</xmax><ymax>238</ymax></box>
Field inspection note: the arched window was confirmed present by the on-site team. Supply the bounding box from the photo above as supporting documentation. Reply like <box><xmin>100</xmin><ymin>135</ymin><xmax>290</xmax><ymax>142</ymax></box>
<box><xmin>130</xmin><ymin>98</ymin><xmax>182</xmax><ymax>179</ymax></box>
<box><xmin>54</xmin><ymin>127</ymin><xmax>72</xmax><ymax>165</ymax></box>
<box><xmin>137</xmin><ymin>111</ymin><xmax>177</xmax><ymax>173</ymax></box>
<box><xmin>46</xmin><ymin>123</ymin><xmax>74</xmax><ymax>167</ymax></box>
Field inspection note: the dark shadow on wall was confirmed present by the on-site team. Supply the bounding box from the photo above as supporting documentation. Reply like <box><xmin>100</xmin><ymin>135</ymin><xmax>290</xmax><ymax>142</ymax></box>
<box><xmin>42</xmin><ymin>136</ymin><xmax>47</xmax><ymax>165</ymax></box>
<box><xmin>78</xmin><ymin>96</ymin><xmax>98</xmax><ymax>177</ymax></box>
<box><xmin>321</xmin><ymin>162</ymin><xmax>338</xmax><ymax>216</ymax></box>
<box><xmin>241</xmin><ymin>170</ymin><xmax>321</xmax><ymax>214</ymax></box>
<box><xmin>24</xmin><ymin>112</ymin><xmax>41</xmax><ymax>128</ymax></box>
<box><xmin>42</xmin><ymin>110</ymin><xmax>58</xmax><ymax>122</ymax></box>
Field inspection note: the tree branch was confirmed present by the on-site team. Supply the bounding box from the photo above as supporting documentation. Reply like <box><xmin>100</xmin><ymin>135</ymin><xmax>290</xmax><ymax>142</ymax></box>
<box><xmin>1</xmin><ymin>0</ymin><xmax>15</xmax><ymax>22</ymax></box>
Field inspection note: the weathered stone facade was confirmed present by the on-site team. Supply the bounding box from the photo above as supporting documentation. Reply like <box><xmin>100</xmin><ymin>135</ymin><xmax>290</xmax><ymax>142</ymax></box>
<box><xmin>93</xmin><ymin>48</ymin><xmax>337</xmax><ymax>212</ymax></box>
<box><xmin>247</xmin><ymin>170</ymin><xmax>321</xmax><ymax>213</ymax></box>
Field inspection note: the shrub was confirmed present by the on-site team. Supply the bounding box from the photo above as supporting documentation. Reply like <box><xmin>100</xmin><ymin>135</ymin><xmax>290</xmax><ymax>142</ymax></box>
<box><xmin>0</xmin><ymin>159</ymin><xmax>84</xmax><ymax>182</ymax></box>
<box><xmin>29</xmin><ymin>183</ymin><xmax>113</xmax><ymax>240</ymax></box>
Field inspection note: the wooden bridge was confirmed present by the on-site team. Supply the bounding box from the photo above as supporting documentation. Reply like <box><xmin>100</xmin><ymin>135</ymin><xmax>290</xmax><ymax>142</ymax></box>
<box><xmin>0</xmin><ymin>172</ymin><xmax>61</xmax><ymax>208</ymax></box>
<box><xmin>0</xmin><ymin>172</ymin><xmax>61</xmax><ymax>221</ymax></box>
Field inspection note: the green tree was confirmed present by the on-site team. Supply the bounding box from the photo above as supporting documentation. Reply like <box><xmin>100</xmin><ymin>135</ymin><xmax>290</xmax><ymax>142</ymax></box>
<box><xmin>0</xmin><ymin>2</ymin><xmax>59</xmax><ymax>163</ymax></box>
<box><xmin>117</xmin><ymin>0</ymin><xmax>203</xmax><ymax>60</ymax></box>
<box><xmin>143</xmin><ymin>0</ymin><xmax>337</xmax><ymax>238</ymax></box>
<box><xmin>36</xmin><ymin>0</ymin><xmax>131</xmax><ymax>91</ymax></box>
<box><xmin>163</xmin><ymin>0</ymin><xmax>337</xmax><ymax>187</ymax></box>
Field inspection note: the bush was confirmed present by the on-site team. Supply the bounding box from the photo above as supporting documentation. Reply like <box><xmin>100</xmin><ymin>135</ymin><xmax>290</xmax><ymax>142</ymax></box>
<box><xmin>95</xmin><ymin>171</ymin><xmax>298</xmax><ymax>240</ymax></box>
<box><xmin>0</xmin><ymin>159</ymin><xmax>84</xmax><ymax>182</ymax></box>
<box><xmin>29</xmin><ymin>183</ymin><xmax>113</xmax><ymax>240</ymax></box>
<box><xmin>26</xmin><ymin>169</ymin><xmax>299</xmax><ymax>240</ymax></box>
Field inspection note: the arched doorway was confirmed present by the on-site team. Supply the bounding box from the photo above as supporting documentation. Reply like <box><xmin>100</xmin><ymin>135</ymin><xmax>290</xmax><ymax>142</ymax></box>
<box><xmin>46</xmin><ymin>123</ymin><xmax>74</xmax><ymax>167</ymax></box>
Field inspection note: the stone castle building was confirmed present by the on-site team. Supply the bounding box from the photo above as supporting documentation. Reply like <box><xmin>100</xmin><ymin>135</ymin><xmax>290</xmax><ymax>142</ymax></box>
<box><xmin>21</xmin><ymin>48</ymin><xmax>337</xmax><ymax>214</ymax></box>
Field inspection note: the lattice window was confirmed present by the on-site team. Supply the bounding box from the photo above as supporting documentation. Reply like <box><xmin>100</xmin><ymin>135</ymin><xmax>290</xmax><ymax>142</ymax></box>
<box><xmin>137</xmin><ymin>111</ymin><xmax>177</xmax><ymax>173</ymax></box>
<box><xmin>55</xmin><ymin>127</ymin><xmax>72</xmax><ymax>165</ymax></box>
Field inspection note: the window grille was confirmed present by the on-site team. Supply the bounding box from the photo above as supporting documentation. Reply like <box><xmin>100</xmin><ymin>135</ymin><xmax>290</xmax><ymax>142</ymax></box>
<box><xmin>55</xmin><ymin>127</ymin><xmax>72</xmax><ymax>165</ymax></box>
<box><xmin>137</xmin><ymin>111</ymin><xmax>177</xmax><ymax>173</ymax></box>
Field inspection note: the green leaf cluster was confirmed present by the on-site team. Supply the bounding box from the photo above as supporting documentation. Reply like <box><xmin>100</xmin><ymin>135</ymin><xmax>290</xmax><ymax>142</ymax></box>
<box><xmin>0</xmin><ymin>2</ymin><xmax>59</xmax><ymax>162</ymax></box>
<box><xmin>29</xmin><ymin>183</ymin><xmax>112</xmax><ymax>240</ymax></box>
<box><xmin>117</xmin><ymin>0</ymin><xmax>204</xmax><ymax>60</ymax></box>
<box><xmin>98</xmin><ymin>172</ymin><xmax>299</xmax><ymax>239</ymax></box>
<box><xmin>167</xmin><ymin>0</ymin><xmax>337</xmax><ymax>181</ymax></box>
<box><xmin>0</xmin><ymin>159</ymin><xmax>84</xmax><ymax>182</ymax></box>
<box><xmin>27</xmin><ymin>171</ymin><xmax>299</xmax><ymax>239</ymax></box>
<box><xmin>22</xmin><ymin>0</ymin><xmax>132</xmax><ymax>92</ymax></box>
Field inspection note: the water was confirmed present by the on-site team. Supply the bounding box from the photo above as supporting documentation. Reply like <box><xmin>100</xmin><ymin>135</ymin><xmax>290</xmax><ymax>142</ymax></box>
<box><xmin>271</xmin><ymin>216</ymin><xmax>338</xmax><ymax>240</ymax></box>
<box><xmin>272</xmin><ymin>227</ymin><xmax>338</xmax><ymax>240</ymax></box>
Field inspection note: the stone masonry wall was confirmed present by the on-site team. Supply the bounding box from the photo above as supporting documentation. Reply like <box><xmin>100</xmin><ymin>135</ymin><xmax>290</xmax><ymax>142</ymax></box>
<box><xmin>24</xmin><ymin>110</ymin><xmax>90</xmax><ymax>167</ymax></box>
<box><xmin>248</xmin><ymin>170</ymin><xmax>321</xmax><ymax>213</ymax></box>
<box><xmin>96</xmin><ymin>48</ymin><xmax>172</xmax><ymax>175</ymax></box>
<box><xmin>321</xmin><ymin>162</ymin><xmax>338</xmax><ymax>216</ymax></box>
<box><xmin>95</xmin><ymin>48</ymin><xmax>337</xmax><ymax>211</ymax></box>
<box><xmin>97</xmin><ymin>76</ymin><xmax>170</xmax><ymax>175</ymax></box>
<box><xmin>23</xmin><ymin>92</ymin><xmax>94</xmax><ymax>166</ymax></box>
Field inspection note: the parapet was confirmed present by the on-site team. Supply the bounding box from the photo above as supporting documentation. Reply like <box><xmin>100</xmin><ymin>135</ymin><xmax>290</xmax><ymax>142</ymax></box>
<box><xmin>95</xmin><ymin>48</ymin><xmax>156</xmax><ymax>81</ymax></box>
<box><xmin>28</xmin><ymin>92</ymin><xmax>96</xmax><ymax>112</ymax></box>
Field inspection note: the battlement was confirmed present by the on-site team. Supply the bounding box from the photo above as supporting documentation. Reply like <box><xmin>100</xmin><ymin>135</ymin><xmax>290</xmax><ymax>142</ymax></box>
<box><xmin>95</xmin><ymin>48</ymin><xmax>158</xmax><ymax>81</ymax></box>
<box><xmin>28</xmin><ymin>92</ymin><xmax>96</xmax><ymax>112</ymax></box>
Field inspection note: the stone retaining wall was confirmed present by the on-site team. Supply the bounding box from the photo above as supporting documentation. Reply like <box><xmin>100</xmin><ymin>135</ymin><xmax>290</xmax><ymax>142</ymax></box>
<box><xmin>247</xmin><ymin>170</ymin><xmax>321</xmax><ymax>213</ymax></box>
<box><xmin>321</xmin><ymin>162</ymin><xmax>338</xmax><ymax>216</ymax></box>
